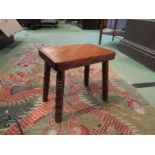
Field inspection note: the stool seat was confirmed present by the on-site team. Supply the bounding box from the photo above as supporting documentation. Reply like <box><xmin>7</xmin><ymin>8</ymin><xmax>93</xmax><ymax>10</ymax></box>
<box><xmin>38</xmin><ymin>44</ymin><xmax>115</xmax><ymax>123</ymax></box>
<box><xmin>39</xmin><ymin>44</ymin><xmax>115</xmax><ymax>71</ymax></box>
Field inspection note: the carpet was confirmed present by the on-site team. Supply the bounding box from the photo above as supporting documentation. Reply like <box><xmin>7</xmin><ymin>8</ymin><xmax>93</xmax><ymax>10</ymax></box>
<box><xmin>0</xmin><ymin>43</ymin><xmax>155</xmax><ymax>135</ymax></box>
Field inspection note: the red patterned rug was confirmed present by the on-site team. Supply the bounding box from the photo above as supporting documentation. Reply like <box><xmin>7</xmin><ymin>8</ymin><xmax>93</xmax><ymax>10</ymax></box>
<box><xmin>1</xmin><ymin>43</ymin><xmax>155</xmax><ymax>135</ymax></box>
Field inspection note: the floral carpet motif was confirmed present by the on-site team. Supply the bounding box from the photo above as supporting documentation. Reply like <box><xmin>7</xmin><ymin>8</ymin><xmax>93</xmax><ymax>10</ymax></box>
<box><xmin>0</xmin><ymin>43</ymin><xmax>155</xmax><ymax>135</ymax></box>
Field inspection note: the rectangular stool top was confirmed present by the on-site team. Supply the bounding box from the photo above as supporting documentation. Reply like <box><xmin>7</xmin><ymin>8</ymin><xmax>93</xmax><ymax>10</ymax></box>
<box><xmin>39</xmin><ymin>44</ymin><xmax>115</xmax><ymax>70</ymax></box>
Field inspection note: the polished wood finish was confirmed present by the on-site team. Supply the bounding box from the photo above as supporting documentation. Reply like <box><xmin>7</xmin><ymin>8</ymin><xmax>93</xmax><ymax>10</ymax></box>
<box><xmin>39</xmin><ymin>44</ymin><xmax>115</xmax><ymax>123</ymax></box>
<box><xmin>43</xmin><ymin>62</ymin><xmax>51</xmax><ymax>102</ymax></box>
<box><xmin>55</xmin><ymin>71</ymin><xmax>65</xmax><ymax>123</ymax></box>
<box><xmin>84</xmin><ymin>65</ymin><xmax>90</xmax><ymax>86</ymax></box>
<box><xmin>102</xmin><ymin>61</ymin><xmax>108</xmax><ymax>101</ymax></box>
<box><xmin>39</xmin><ymin>44</ymin><xmax>115</xmax><ymax>71</ymax></box>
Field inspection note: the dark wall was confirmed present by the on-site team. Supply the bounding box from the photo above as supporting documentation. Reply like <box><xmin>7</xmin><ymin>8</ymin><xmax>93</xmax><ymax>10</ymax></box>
<box><xmin>123</xmin><ymin>20</ymin><xmax>155</xmax><ymax>50</ymax></box>
<box><xmin>119</xmin><ymin>19</ymin><xmax>155</xmax><ymax>72</ymax></box>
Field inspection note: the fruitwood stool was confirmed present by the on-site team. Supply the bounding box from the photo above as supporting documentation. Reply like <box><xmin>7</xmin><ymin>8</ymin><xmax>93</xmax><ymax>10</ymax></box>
<box><xmin>39</xmin><ymin>44</ymin><xmax>115</xmax><ymax>123</ymax></box>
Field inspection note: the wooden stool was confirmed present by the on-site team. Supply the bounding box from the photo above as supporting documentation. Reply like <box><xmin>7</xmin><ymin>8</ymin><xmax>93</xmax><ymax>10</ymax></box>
<box><xmin>39</xmin><ymin>44</ymin><xmax>115</xmax><ymax>123</ymax></box>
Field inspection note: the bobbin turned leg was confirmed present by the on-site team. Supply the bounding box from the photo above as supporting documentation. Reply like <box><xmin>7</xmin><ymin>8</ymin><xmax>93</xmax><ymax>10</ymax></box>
<box><xmin>84</xmin><ymin>65</ymin><xmax>90</xmax><ymax>86</ymax></box>
<box><xmin>43</xmin><ymin>62</ymin><xmax>51</xmax><ymax>102</ymax></box>
<box><xmin>102</xmin><ymin>61</ymin><xmax>108</xmax><ymax>101</ymax></box>
<box><xmin>55</xmin><ymin>71</ymin><xmax>65</xmax><ymax>123</ymax></box>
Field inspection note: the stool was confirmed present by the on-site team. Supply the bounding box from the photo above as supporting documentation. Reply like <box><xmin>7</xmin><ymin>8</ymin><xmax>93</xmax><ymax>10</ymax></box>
<box><xmin>39</xmin><ymin>44</ymin><xmax>115</xmax><ymax>123</ymax></box>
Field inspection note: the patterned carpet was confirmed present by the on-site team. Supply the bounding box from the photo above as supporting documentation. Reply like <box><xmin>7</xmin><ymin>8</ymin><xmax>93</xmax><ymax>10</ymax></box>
<box><xmin>1</xmin><ymin>43</ymin><xmax>155</xmax><ymax>135</ymax></box>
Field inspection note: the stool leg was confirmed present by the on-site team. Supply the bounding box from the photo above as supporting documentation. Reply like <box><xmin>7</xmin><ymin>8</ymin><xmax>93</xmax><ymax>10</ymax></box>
<box><xmin>43</xmin><ymin>62</ymin><xmax>51</xmax><ymax>102</ymax></box>
<box><xmin>84</xmin><ymin>65</ymin><xmax>90</xmax><ymax>86</ymax></box>
<box><xmin>55</xmin><ymin>71</ymin><xmax>65</xmax><ymax>123</ymax></box>
<box><xmin>102</xmin><ymin>61</ymin><xmax>108</xmax><ymax>101</ymax></box>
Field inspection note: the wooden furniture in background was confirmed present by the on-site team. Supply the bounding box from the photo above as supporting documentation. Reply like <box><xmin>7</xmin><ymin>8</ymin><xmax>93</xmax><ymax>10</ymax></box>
<box><xmin>39</xmin><ymin>44</ymin><xmax>115</xmax><ymax>123</ymax></box>
<box><xmin>17</xmin><ymin>19</ymin><xmax>41</xmax><ymax>29</ymax></box>
<box><xmin>76</xmin><ymin>19</ymin><xmax>102</xmax><ymax>29</ymax></box>
<box><xmin>17</xmin><ymin>19</ymin><xmax>58</xmax><ymax>29</ymax></box>
<box><xmin>99</xmin><ymin>19</ymin><xmax>125</xmax><ymax>45</ymax></box>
